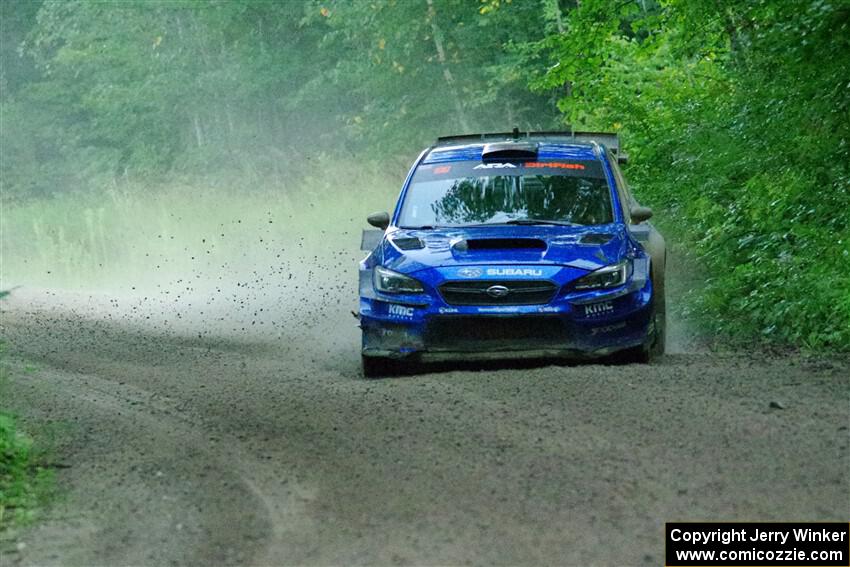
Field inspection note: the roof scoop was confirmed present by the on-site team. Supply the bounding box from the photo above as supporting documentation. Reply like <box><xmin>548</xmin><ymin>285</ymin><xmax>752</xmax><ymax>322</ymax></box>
<box><xmin>481</xmin><ymin>141</ymin><xmax>538</xmax><ymax>161</ymax></box>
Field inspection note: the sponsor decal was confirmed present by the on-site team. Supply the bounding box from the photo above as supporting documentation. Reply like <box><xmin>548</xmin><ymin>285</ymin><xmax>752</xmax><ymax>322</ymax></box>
<box><xmin>536</xmin><ymin>306</ymin><xmax>560</xmax><ymax>313</ymax></box>
<box><xmin>486</xmin><ymin>267</ymin><xmax>543</xmax><ymax>277</ymax></box>
<box><xmin>387</xmin><ymin>304</ymin><xmax>415</xmax><ymax>319</ymax></box>
<box><xmin>473</xmin><ymin>163</ymin><xmax>517</xmax><ymax>169</ymax></box>
<box><xmin>433</xmin><ymin>165</ymin><xmax>452</xmax><ymax>174</ymax></box>
<box><xmin>584</xmin><ymin>300</ymin><xmax>614</xmax><ymax>317</ymax></box>
<box><xmin>438</xmin><ymin>307</ymin><xmax>459</xmax><ymax>314</ymax></box>
<box><xmin>457</xmin><ymin>267</ymin><xmax>483</xmax><ymax>278</ymax></box>
<box><xmin>524</xmin><ymin>161</ymin><xmax>586</xmax><ymax>170</ymax></box>
<box><xmin>590</xmin><ymin>321</ymin><xmax>627</xmax><ymax>335</ymax></box>
<box><xmin>477</xmin><ymin>306</ymin><xmax>521</xmax><ymax>313</ymax></box>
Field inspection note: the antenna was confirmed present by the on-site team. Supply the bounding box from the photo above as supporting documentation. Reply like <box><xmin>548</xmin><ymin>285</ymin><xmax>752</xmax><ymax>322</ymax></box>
<box><xmin>511</xmin><ymin>126</ymin><xmax>520</xmax><ymax>139</ymax></box>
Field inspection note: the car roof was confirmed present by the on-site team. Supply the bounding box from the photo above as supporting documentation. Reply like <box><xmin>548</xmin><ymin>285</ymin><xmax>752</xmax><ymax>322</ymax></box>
<box><xmin>422</xmin><ymin>142</ymin><xmax>599</xmax><ymax>165</ymax></box>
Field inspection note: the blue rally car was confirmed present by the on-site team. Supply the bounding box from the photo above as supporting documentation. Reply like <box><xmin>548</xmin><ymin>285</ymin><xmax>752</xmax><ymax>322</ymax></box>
<box><xmin>359</xmin><ymin>130</ymin><xmax>666</xmax><ymax>376</ymax></box>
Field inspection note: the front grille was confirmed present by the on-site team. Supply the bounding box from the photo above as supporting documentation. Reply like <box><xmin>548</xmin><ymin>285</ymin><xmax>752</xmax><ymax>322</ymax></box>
<box><xmin>425</xmin><ymin>316</ymin><xmax>569</xmax><ymax>349</ymax></box>
<box><xmin>439</xmin><ymin>280</ymin><xmax>558</xmax><ymax>306</ymax></box>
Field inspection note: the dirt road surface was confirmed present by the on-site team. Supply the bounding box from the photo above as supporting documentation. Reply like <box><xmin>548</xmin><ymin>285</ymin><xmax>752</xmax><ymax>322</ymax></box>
<box><xmin>1</xmin><ymin>255</ymin><xmax>848</xmax><ymax>566</ymax></box>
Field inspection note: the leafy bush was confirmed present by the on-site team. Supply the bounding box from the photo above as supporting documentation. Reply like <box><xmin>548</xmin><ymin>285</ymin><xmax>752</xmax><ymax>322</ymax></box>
<box><xmin>518</xmin><ymin>0</ymin><xmax>850</xmax><ymax>350</ymax></box>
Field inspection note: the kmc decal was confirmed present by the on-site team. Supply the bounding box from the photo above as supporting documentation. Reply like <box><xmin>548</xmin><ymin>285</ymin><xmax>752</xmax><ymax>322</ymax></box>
<box><xmin>388</xmin><ymin>304</ymin><xmax>415</xmax><ymax>319</ymax></box>
<box><xmin>584</xmin><ymin>301</ymin><xmax>614</xmax><ymax>317</ymax></box>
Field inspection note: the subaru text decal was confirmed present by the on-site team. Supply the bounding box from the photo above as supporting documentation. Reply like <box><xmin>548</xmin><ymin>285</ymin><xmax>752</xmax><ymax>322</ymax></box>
<box><xmin>486</xmin><ymin>268</ymin><xmax>543</xmax><ymax>277</ymax></box>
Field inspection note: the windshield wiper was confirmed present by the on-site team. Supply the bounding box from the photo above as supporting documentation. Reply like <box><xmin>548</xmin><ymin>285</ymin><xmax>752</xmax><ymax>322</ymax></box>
<box><xmin>398</xmin><ymin>225</ymin><xmax>442</xmax><ymax>230</ymax></box>
<box><xmin>453</xmin><ymin>220</ymin><xmax>582</xmax><ymax>228</ymax></box>
<box><xmin>504</xmin><ymin>219</ymin><xmax>584</xmax><ymax>227</ymax></box>
<box><xmin>404</xmin><ymin>220</ymin><xmax>583</xmax><ymax>229</ymax></box>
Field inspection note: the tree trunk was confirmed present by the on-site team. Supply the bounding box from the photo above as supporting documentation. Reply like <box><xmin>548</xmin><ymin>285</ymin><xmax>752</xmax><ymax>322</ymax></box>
<box><xmin>545</xmin><ymin>0</ymin><xmax>572</xmax><ymax>97</ymax></box>
<box><xmin>425</xmin><ymin>0</ymin><xmax>471</xmax><ymax>133</ymax></box>
<box><xmin>192</xmin><ymin>112</ymin><xmax>204</xmax><ymax>148</ymax></box>
<box><xmin>550</xmin><ymin>0</ymin><xmax>566</xmax><ymax>34</ymax></box>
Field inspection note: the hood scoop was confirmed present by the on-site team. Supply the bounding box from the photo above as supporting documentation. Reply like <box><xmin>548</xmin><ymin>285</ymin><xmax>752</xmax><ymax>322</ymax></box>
<box><xmin>391</xmin><ymin>236</ymin><xmax>425</xmax><ymax>250</ymax></box>
<box><xmin>454</xmin><ymin>238</ymin><xmax>547</xmax><ymax>252</ymax></box>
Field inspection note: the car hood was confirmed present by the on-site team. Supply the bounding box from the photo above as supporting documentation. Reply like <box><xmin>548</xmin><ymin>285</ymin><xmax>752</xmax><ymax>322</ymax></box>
<box><xmin>380</xmin><ymin>224</ymin><xmax>630</xmax><ymax>275</ymax></box>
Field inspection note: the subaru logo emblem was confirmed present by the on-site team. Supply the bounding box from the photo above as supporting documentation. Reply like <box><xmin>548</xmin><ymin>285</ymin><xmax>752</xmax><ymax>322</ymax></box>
<box><xmin>457</xmin><ymin>267</ymin><xmax>483</xmax><ymax>278</ymax></box>
<box><xmin>485</xmin><ymin>285</ymin><xmax>510</xmax><ymax>298</ymax></box>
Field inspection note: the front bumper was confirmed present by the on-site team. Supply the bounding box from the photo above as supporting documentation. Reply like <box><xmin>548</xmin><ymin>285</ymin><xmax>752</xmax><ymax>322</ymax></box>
<box><xmin>359</xmin><ymin>282</ymin><xmax>654</xmax><ymax>361</ymax></box>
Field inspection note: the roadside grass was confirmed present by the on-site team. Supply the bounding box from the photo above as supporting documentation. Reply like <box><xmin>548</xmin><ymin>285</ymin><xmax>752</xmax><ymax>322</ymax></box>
<box><xmin>0</xmin><ymin>341</ymin><xmax>54</xmax><ymax>531</ymax></box>
<box><xmin>0</xmin><ymin>157</ymin><xmax>400</xmax><ymax>292</ymax></box>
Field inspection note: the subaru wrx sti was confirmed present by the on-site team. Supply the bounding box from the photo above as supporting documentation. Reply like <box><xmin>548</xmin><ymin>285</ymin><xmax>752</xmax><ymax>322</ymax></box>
<box><xmin>358</xmin><ymin>130</ymin><xmax>666</xmax><ymax>376</ymax></box>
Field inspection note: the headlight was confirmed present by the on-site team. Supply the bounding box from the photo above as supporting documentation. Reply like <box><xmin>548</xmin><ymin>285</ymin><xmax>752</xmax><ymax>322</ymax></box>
<box><xmin>571</xmin><ymin>260</ymin><xmax>631</xmax><ymax>291</ymax></box>
<box><xmin>372</xmin><ymin>266</ymin><xmax>424</xmax><ymax>294</ymax></box>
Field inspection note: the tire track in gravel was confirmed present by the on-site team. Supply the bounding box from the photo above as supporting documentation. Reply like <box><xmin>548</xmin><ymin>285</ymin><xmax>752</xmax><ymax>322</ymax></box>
<box><xmin>0</xmin><ymin>356</ymin><xmax>314</xmax><ymax>566</ymax></box>
<box><xmin>68</xmin><ymin>364</ymin><xmax>312</xmax><ymax>565</ymax></box>
<box><xmin>1</xmin><ymin>286</ymin><xmax>848</xmax><ymax>566</ymax></box>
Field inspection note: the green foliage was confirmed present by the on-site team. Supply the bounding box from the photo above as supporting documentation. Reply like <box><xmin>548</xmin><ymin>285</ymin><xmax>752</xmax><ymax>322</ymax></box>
<box><xmin>0</xmin><ymin>413</ymin><xmax>37</xmax><ymax>529</ymax></box>
<box><xmin>301</xmin><ymin>0</ymin><xmax>563</xmax><ymax>151</ymax></box>
<box><xmin>511</xmin><ymin>0</ymin><xmax>850</xmax><ymax>349</ymax></box>
<box><xmin>2</xmin><ymin>0</ymin><xmax>560</xmax><ymax>197</ymax></box>
<box><xmin>0</xmin><ymin>345</ymin><xmax>53</xmax><ymax>530</ymax></box>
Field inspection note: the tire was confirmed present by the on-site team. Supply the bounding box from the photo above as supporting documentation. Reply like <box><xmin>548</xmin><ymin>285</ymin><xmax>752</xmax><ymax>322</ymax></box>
<box><xmin>618</xmin><ymin>343</ymin><xmax>651</xmax><ymax>364</ymax></box>
<box><xmin>619</xmin><ymin>305</ymin><xmax>662</xmax><ymax>365</ymax></box>
<box><xmin>652</xmin><ymin>309</ymin><xmax>667</xmax><ymax>357</ymax></box>
<box><xmin>613</xmin><ymin>265</ymin><xmax>665</xmax><ymax>365</ymax></box>
<box><xmin>361</xmin><ymin>355</ymin><xmax>395</xmax><ymax>378</ymax></box>
<box><xmin>651</xmin><ymin>251</ymin><xmax>667</xmax><ymax>358</ymax></box>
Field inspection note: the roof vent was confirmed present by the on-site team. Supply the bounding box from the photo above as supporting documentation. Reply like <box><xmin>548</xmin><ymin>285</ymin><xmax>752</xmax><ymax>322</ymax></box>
<box><xmin>481</xmin><ymin>141</ymin><xmax>538</xmax><ymax>161</ymax></box>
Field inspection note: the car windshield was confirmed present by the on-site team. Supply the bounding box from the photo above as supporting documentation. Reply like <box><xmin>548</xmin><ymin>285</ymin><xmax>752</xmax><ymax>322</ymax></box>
<box><xmin>397</xmin><ymin>159</ymin><xmax>613</xmax><ymax>228</ymax></box>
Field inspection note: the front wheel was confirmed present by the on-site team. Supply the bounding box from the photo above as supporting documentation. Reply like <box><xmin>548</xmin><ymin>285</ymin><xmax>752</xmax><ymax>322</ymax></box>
<box><xmin>651</xmin><ymin>252</ymin><xmax>667</xmax><ymax>358</ymax></box>
<box><xmin>652</xmin><ymin>310</ymin><xmax>667</xmax><ymax>357</ymax></box>
<box><xmin>361</xmin><ymin>355</ymin><xmax>396</xmax><ymax>378</ymax></box>
<box><xmin>616</xmin><ymin>311</ymin><xmax>661</xmax><ymax>364</ymax></box>
<box><xmin>617</xmin><ymin>343</ymin><xmax>651</xmax><ymax>364</ymax></box>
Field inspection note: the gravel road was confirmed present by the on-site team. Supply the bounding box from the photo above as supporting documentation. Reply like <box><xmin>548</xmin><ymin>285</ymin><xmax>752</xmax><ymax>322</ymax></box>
<box><xmin>1</xmin><ymin>256</ymin><xmax>848</xmax><ymax>566</ymax></box>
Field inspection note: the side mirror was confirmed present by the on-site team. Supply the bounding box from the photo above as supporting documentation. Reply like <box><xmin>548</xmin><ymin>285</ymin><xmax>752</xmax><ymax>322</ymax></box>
<box><xmin>367</xmin><ymin>211</ymin><xmax>390</xmax><ymax>230</ymax></box>
<box><xmin>630</xmin><ymin>205</ymin><xmax>653</xmax><ymax>224</ymax></box>
<box><xmin>617</xmin><ymin>152</ymin><xmax>629</xmax><ymax>165</ymax></box>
